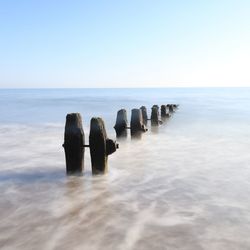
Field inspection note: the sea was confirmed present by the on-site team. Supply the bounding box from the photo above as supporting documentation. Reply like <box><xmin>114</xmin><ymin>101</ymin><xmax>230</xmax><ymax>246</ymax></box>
<box><xmin>0</xmin><ymin>88</ymin><xmax>250</xmax><ymax>250</ymax></box>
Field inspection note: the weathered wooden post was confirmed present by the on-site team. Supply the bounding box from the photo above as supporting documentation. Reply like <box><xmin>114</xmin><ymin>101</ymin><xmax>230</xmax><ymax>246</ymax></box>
<box><xmin>140</xmin><ymin>106</ymin><xmax>148</xmax><ymax>126</ymax></box>
<box><xmin>114</xmin><ymin>109</ymin><xmax>128</xmax><ymax>137</ymax></box>
<box><xmin>165</xmin><ymin>105</ymin><xmax>170</xmax><ymax>114</ymax></box>
<box><xmin>173</xmin><ymin>104</ymin><xmax>179</xmax><ymax>110</ymax></box>
<box><xmin>151</xmin><ymin>105</ymin><xmax>161</xmax><ymax>126</ymax></box>
<box><xmin>130</xmin><ymin>109</ymin><xmax>147</xmax><ymax>137</ymax></box>
<box><xmin>152</xmin><ymin>104</ymin><xmax>159</xmax><ymax>110</ymax></box>
<box><xmin>90</xmin><ymin>117</ymin><xmax>118</xmax><ymax>174</ymax></box>
<box><xmin>161</xmin><ymin>105</ymin><xmax>168</xmax><ymax>117</ymax></box>
<box><xmin>167</xmin><ymin>104</ymin><xmax>174</xmax><ymax>113</ymax></box>
<box><xmin>167</xmin><ymin>104</ymin><xmax>179</xmax><ymax>112</ymax></box>
<box><xmin>63</xmin><ymin>113</ymin><xmax>85</xmax><ymax>174</ymax></box>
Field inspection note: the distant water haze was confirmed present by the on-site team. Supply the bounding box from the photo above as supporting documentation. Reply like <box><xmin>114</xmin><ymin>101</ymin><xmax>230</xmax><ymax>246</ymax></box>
<box><xmin>0</xmin><ymin>88</ymin><xmax>250</xmax><ymax>250</ymax></box>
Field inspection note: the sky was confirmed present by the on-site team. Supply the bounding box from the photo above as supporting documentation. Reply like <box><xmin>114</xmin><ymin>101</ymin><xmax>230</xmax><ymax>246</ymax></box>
<box><xmin>0</xmin><ymin>0</ymin><xmax>250</xmax><ymax>88</ymax></box>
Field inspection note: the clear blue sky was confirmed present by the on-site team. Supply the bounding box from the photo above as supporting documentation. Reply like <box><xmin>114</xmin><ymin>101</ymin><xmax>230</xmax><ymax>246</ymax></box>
<box><xmin>0</xmin><ymin>0</ymin><xmax>249</xmax><ymax>88</ymax></box>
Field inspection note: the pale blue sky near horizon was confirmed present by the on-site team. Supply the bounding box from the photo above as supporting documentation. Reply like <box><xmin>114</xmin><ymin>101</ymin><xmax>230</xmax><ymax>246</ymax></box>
<box><xmin>0</xmin><ymin>0</ymin><xmax>249</xmax><ymax>88</ymax></box>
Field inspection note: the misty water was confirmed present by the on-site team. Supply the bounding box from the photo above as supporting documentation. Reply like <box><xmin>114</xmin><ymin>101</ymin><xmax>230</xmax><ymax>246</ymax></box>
<box><xmin>0</xmin><ymin>88</ymin><xmax>250</xmax><ymax>250</ymax></box>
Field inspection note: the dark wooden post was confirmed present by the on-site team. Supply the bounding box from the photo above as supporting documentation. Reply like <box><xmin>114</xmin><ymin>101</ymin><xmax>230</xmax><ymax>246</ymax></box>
<box><xmin>89</xmin><ymin>117</ymin><xmax>118</xmax><ymax>174</ymax></box>
<box><xmin>161</xmin><ymin>105</ymin><xmax>167</xmax><ymax>117</ymax></box>
<box><xmin>63</xmin><ymin>113</ymin><xmax>85</xmax><ymax>174</ymax></box>
<box><xmin>167</xmin><ymin>104</ymin><xmax>174</xmax><ymax>113</ymax></box>
<box><xmin>140</xmin><ymin>106</ymin><xmax>148</xmax><ymax>126</ymax></box>
<box><xmin>130</xmin><ymin>109</ymin><xmax>147</xmax><ymax>137</ymax></box>
<box><xmin>152</xmin><ymin>104</ymin><xmax>159</xmax><ymax>110</ymax></box>
<box><xmin>151</xmin><ymin>105</ymin><xmax>160</xmax><ymax>126</ymax></box>
<box><xmin>165</xmin><ymin>105</ymin><xmax>170</xmax><ymax>114</ymax></box>
<box><xmin>173</xmin><ymin>104</ymin><xmax>179</xmax><ymax>110</ymax></box>
<box><xmin>161</xmin><ymin>105</ymin><xmax>170</xmax><ymax>118</ymax></box>
<box><xmin>114</xmin><ymin>109</ymin><xmax>128</xmax><ymax>137</ymax></box>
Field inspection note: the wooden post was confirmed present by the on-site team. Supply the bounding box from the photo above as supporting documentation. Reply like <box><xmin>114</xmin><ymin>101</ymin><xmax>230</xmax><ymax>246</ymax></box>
<box><xmin>173</xmin><ymin>104</ymin><xmax>179</xmax><ymax>110</ymax></box>
<box><xmin>140</xmin><ymin>106</ymin><xmax>148</xmax><ymax>126</ymax></box>
<box><xmin>151</xmin><ymin>105</ymin><xmax>160</xmax><ymax>126</ymax></box>
<box><xmin>152</xmin><ymin>104</ymin><xmax>159</xmax><ymax>110</ymax></box>
<box><xmin>130</xmin><ymin>109</ymin><xmax>147</xmax><ymax>137</ymax></box>
<box><xmin>165</xmin><ymin>105</ymin><xmax>170</xmax><ymax>114</ymax></box>
<box><xmin>63</xmin><ymin>113</ymin><xmax>84</xmax><ymax>174</ymax></box>
<box><xmin>167</xmin><ymin>104</ymin><xmax>174</xmax><ymax>113</ymax></box>
<box><xmin>89</xmin><ymin>117</ymin><xmax>118</xmax><ymax>174</ymax></box>
<box><xmin>161</xmin><ymin>105</ymin><xmax>167</xmax><ymax>117</ymax></box>
<box><xmin>114</xmin><ymin>109</ymin><xmax>128</xmax><ymax>137</ymax></box>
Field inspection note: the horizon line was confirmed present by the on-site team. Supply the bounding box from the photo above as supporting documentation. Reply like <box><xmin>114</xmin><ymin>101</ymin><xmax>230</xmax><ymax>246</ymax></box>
<box><xmin>0</xmin><ymin>86</ymin><xmax>250</xmax><ymax>89</ymax></box>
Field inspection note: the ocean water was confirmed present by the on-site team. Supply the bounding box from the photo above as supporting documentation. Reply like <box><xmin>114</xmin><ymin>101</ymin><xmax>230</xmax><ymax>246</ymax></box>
<box><xmin>0</xmin><ymin>88</ymin><xmax>250</xmax><ymax>250</ymax></box>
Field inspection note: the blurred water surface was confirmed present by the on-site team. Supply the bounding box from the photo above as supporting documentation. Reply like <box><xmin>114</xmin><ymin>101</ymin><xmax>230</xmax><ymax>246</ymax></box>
<box><xmin>0</xmin><ymin>88</ymin><xmax>250</xmax><ymax>250</ymax></box>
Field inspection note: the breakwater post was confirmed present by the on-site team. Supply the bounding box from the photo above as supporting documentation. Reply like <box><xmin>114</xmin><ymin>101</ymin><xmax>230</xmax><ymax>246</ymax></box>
<box><xmin>161</xmin><ymin>105</ymin><xmax>170</xmax><ymax>118</ymax></box>
<box><xmin>172</xmin><ymin>104</ymin><xmax>179</xmax><ymax>111</ymax></box>
<box><xmin>114</xmin><ymin>109</ymin><xmax>128</xmax><ymax>137</ymax></box>
<box><xmin>90</xmin><ymin>117</ymin><xmax>118</xmax><ymax>174</ymax></box>
<box><xmin>151</xmin><ymin>105</ymin><xmax>162</xmax><ymax>126</ymax></box>
<box><xmin>167</xmin><ymin>104</ymin><xmax>175</xmax><ymax>113</ymax></box>
<box><xmin>130</xmin><ymin>109</ymin><xmax>147</xmax><ymax>137</ymax></box>
<box><xmin>63</xmin><ymin>113</ymin><xmax>85</xmax><ymax>174</ymax></box>
<box><xmin>140</xmin><ymin>106</ymin><xmax>148</xmax><ymax>126</ymax></box>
